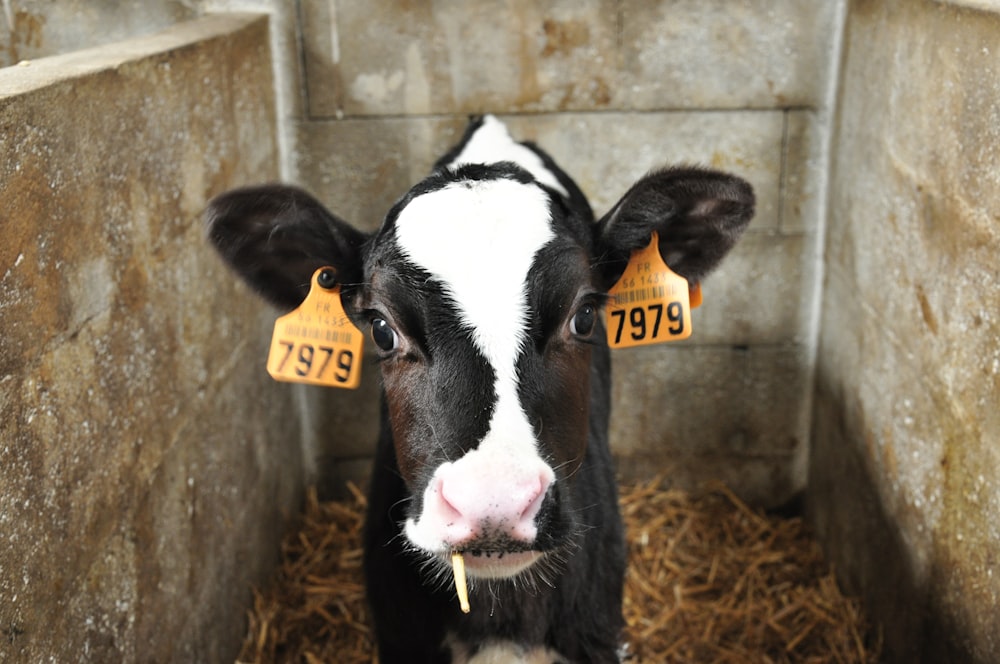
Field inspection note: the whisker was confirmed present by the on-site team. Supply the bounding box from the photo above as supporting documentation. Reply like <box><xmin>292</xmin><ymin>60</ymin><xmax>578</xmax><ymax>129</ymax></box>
<box><xmin>427</xmin><ymin>421</ymin><xmax>453</xmax><ymax>463</ymax></box>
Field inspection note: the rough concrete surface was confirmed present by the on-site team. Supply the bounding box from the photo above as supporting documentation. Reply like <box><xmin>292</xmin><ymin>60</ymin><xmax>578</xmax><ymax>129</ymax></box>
<box><xmin>0</xmin><ymin>14</ymin><xmax>302</xmax><ymax>662</ymax></box>
<box><xmin>0</xmin><ymin>0</ymin><xmax>197</xmax><ymax>68</ymax></box>
<box><xmin>810</xmin><ymin>1</ymin><xmax>1000</xmax><ymax>661</ymax></box>
<box><xmin>299</xmin><ymin>0</ymin><xmax>839</xmax><ymax>117</ymax></box>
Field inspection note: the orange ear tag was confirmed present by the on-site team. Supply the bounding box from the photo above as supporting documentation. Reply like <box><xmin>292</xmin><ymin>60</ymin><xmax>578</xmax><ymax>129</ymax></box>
<box><xmin>266</xmin><ymin>267</ymin><xmax>364</xmax><ymax>389</ymax></box>
<box><xmin>606</xmin><ymin>231</ymin><xmax>694</xmax><ymax>348</ymax></box>
<box><xmin>689</xmin><ymin>282</ymin><xmax>703</xmax><ymax>309</ymax></box>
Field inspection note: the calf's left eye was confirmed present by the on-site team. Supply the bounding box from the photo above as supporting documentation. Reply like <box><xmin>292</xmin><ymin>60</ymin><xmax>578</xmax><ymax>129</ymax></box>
<box><xmin>371</xmin><ymin>318</ymin><xmax>399</xmax><ymax>352</ymax></box>
<box><xmin>570</xmin><ymin>304</ymin><xmax>597</xmax><ymax>337</ymax></box>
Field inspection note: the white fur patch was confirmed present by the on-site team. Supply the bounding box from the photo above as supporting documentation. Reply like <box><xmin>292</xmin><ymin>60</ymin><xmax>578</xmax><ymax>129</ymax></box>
<box><xmin>395</xmin><ymin>177</ymin><xmax>556</xmax><ymax>551</ymax></box>
<box><xmin>394</xmin><ymin>177</ymin><xmax>553</xmax><ymax>394</ymax></box>
<box><xmin>446</xmin><ymin>115</ymin><xmax>570</xmax><ymax>199</ymax></box>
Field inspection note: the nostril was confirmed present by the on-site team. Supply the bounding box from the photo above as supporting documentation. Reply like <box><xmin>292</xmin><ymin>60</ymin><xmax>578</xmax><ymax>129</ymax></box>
<box><xmin>434</xmin><ymin>477</ymin><xmax>463</xmax><ymax>521</ymax></box>
<box><xmin>517</xmin><ymin>472</ymin><xmax>551</xmax><ymax>522</ymax></box>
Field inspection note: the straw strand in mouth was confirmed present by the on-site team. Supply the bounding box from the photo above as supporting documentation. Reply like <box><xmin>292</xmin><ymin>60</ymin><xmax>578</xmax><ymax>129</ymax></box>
<box><xmin>451</xmin><ymin>552</ymin><xmax>470</xmax><ymax>613</ymax></box>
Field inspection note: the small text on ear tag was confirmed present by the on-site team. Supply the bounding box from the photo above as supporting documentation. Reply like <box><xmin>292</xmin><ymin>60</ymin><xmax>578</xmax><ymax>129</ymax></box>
<box><xmin>266</xmin><ymin>268</ymin><xmax>364</xmax><ymax>388</ymax></box>
<box><xmin>606</xmin><ymin>231</ymin><xmax>694</xmax><ymax>348</ymax></box>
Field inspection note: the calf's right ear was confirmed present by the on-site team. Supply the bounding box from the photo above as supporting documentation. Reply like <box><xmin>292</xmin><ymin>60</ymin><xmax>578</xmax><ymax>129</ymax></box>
<box><xmin>204</xmin><ymin>185</ymin><xmax>368</xmax><ymax>310</ymax></box>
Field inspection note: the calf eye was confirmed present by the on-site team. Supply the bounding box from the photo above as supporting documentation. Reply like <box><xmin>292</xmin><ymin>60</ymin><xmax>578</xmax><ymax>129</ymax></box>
<box><xmin>570</xmin><ymin>304</ymin><xmax>597</xmax><ymax>337</ymax></box>
<box><xmin>371</xmin><ymin>318</ymin><xmax>398</xmax><ymax>352</ymax></box>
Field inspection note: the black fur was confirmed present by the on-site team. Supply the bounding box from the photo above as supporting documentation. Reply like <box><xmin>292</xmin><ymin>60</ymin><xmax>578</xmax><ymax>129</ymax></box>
<box><xmin>594</xmin><ymin>166</ymin><xmax>755</xmax><ymax>289</ymax></box>
<box><xmin>205</xmin><ymin>185</ymin><xmax>367</xmax><ymax>309</ymax></box>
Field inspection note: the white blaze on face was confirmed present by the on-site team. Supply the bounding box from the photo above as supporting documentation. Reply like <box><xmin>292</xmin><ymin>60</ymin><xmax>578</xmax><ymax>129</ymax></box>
<box><xmin>396</xmin><ymin>178</ymin><xmax>552</xmax><ymax>386</ymax></box>
<box><xmin>446</xmin><ymin>115</ymin><xmax>570</xmax><ymax>200</ymax></box>
<box><xmin>394</xmin><ymin>177</ymin><xmax>557</xmax><ymax>554</ymax></box>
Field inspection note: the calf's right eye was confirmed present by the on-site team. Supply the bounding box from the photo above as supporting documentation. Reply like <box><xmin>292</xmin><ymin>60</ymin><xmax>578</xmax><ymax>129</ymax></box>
<box><xmin>371</xmin><ymin>318</ymin><xmax>399</xmax><ymax>352</ymax></box>
<box><xmin>570</xmin><ymin>304</ymin><xmax>597</xmax><ymax>337</ymax></box>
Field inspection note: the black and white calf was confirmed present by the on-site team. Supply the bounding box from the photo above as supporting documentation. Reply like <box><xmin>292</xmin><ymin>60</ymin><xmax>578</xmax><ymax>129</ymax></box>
<box><xmin>206</xmin><ymin>115</ymin><xmax>754</xmax><ymax>663</ymax></box>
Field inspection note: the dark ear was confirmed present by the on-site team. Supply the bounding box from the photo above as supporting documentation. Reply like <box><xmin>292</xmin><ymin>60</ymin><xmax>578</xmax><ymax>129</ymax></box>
<box><xmin>204</xmin><ymin>184</ymin><xmax>368</xmax><ymax>310</ymax></box>
<box><xmin>594</xmin><ymin>166</ymin><xmax>754</xmax><ymax>289</ymax></box>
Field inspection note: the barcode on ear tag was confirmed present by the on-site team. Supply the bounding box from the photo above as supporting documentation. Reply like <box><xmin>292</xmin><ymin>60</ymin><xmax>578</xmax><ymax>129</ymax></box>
<box><xmin>606</xmin><ymin>231</ymin><xmax>694</xmax><ymax>348</ymax></box>
<box><xmin>266</xmin><ymin>267</ymin><xmax>364</xmax><ymax>388</ymax></box>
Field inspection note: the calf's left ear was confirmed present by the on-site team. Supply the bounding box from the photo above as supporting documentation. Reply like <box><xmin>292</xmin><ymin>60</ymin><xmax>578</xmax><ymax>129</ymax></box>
<box><xmin>593</xmin><ymin>166</ymin><xmax>754</xmax><ymax>289</ymax></box>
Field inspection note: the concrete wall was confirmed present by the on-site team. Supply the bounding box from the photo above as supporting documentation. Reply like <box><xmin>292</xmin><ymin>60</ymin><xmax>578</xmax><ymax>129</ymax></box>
<box><xmin>0</xmin><ymin>0</ymin><xmax>197</xmax><ymax>68</ymax></box>
<box><xmin>809</xmin><ymin>1</ymin><xmax>1000</xmax><ymax>662</ymax></box>
<box><xmin>0</xmin><ymin>14</ymin><xmax>307</xmax><ymax>662</ymax></box>
<box><xmin>299</xmin><ymin>0</ymin><xmax>845</xmax><ymax>507</ymax></box>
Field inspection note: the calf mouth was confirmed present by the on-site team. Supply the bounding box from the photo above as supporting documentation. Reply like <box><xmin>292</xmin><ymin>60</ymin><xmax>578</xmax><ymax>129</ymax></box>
<box><xmin>411</xmin><ymin>535</ymin><xmax>575</xmax><ymax>598</ymax></box>
<box><xmin>451</xmin><ymin>549</ymin><xmax>543</xmax><ymax>579</ymax></box>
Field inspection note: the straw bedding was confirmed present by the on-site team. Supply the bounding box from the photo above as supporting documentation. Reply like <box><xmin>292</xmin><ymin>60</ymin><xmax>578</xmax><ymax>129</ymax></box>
<box><xmin>237</xmin><ymin>479</ymin><xmax>879</xmax><ymax>663</ymax></box>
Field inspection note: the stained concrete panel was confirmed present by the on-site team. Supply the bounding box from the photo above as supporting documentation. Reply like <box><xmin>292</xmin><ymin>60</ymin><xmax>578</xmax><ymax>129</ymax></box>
<box><xmin>0</xmin><ymin>14</ymin><xmax>297</xmax><ymax>662</ymax></box>
<box><xmin>617</xmin><ymin>0</ymin><xmax>839</xmax><ymax>110</ymax></box>
<box><xmin>0</xmin><ymin>0</ymin><xmax>198</xmax><ymax>68</ymax></box>
<box><xmin>300</xmin><ymin>0</ymin><xmax>838</xmax><ymax>117</ymax></box>
<box><xmin>811</xmin><ymin>1</ymin><xmax>1000</xmax><ymax>661</ymax></box>
<box><xmin>611</xmin><ymin>344</ymin><xmax>809</xmax><ymax>506</ymax></box>
<box><xmin>301</xmin><ymin>0</ymin><xmax>620</xmax><ymax>117</ymax></box>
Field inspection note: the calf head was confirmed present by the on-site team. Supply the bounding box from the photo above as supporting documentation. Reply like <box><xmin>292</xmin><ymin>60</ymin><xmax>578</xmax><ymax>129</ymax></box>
<box><xmin>206</xmin><ymin>117</ymin><xmax>753</xmax><ymax>584</ymax></box>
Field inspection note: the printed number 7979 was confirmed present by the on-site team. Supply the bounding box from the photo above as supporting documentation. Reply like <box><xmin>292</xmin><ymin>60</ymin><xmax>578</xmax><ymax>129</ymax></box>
<box><xmin>275</xmin><ymin>340</ymin><xmax>355</xmax><ymax>383</ymax></box>
<box><xmin>609</xmin><ymin>302</ymin><xmax>684</xmax><ymax>344</ymax></box>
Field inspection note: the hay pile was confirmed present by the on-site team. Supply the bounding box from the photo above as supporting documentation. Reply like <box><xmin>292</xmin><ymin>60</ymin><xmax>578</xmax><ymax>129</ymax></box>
<box><xmin>237</xmin><ymin>479</ymin><xmax>879</xmax><ymax>663</ymax></box>
<box><xmin>619</xmin><ymin>480</ymin><xmax>877</xmax><ymax>663</ymax></box>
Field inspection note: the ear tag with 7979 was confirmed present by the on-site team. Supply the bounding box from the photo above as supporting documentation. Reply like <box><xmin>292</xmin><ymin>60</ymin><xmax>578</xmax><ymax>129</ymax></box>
<box><xmin>605</xmin><ymin>231</ymin><xmax>702</xmax><ymax>348</ymax></box>
<box><xmin>266</xmin><ymin>267</ymin><xmax>364</xmax><ymax>388</ymax></box>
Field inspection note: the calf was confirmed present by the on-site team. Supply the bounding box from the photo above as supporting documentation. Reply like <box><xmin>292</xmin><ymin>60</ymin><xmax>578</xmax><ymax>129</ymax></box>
<box><xmin>206</xmin><ymin>115</ymin><xmax>753</xmax><ymax>663</ymax></box>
